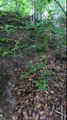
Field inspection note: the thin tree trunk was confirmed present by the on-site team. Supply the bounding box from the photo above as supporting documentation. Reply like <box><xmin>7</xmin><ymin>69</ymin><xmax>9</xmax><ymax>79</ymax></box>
<box><xmin>54</xmin><ymin>0</ymin><xmax>67</xmax><ymax>16</ymax></box>
<box><xmin>15</xmin><ymin>0</ymin><xmax>19</xmax><ymax>13</ymax></box>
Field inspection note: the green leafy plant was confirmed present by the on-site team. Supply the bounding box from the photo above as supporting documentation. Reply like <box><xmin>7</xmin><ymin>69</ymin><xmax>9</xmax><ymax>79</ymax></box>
<box><xmin>20</xmin><ymin>61</ymin><xmax>45</xmax><ymax>78</ymax></box>
<box><xmin>25</xmin><ymin>22</ymin><xmax>35</xmax><ymax>30</ymax></box>
<box><xmin>34</xmin><ymin>79</ymin><xmax>48</xmax><ymax>91</ymax></box>
<box><xmin>0</xmin><ymin>38</ymin><xmax>26</xmax><ymax>57</ymax></box>
<box><xmin>4</xmin><ymin>24</ymin><xmax>17</xmax><ymax>34</ymax></box>
<box><xmin>20</xmin><ymin>60</ymin><xmax>48</xmax><ymax>91</ymax></box>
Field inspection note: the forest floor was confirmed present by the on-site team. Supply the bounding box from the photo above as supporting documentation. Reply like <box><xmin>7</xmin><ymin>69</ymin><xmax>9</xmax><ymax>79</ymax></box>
<box><xmin>0</xmin><ymin>13</ymin><xmax>66</xmax><ymax>120</ymax></box>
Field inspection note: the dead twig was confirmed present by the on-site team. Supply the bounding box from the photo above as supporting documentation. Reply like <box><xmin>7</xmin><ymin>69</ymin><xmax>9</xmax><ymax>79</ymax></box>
<box><xmin>61</xmin><ymin>101</ymin><xmax>64</xmax><ymax>120</ymax></box>
<box><xmin>54</xmin><ymin>110</ymin><xmax>66</xmax><ymax>118</ymax></box>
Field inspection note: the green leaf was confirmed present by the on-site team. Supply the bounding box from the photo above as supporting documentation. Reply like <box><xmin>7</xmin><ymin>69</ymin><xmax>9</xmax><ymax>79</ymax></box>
<box><xmin>39</xmin><ymin>72</ymin><xmax>45</xmax><ymax>79</ymax></box>
<box><xmin>35</xmin><ymin>62</ymin><xmax>44</xmax><ymax>69</ymax></box>
<box><xmin>3</xmin><ymin>51</ymin><xmax>11</xmax><ymax>56</ymax></box>
<box><xmin>20</xmin><ymin>72</ymin><xmax>29</xmax><ymax>79</ymax></box>
<box><xmin>34</xmin><ymin>80</ymin><xmax>40</xmax><ymax>87</ymax></box>
<box><xmin>38</xmin><ymin>85</ymin><xmax>48</xmax><ymax>91</ymax></box>
<box><xmin>48</xmin><ymin>0</ymin><xmax>51</xmax><ymax>3</ymax></box>
<box><xmin>34</xmin><ymin>80</ymin><xmax>48</xmax><ymax>91</ymax></box>
<box><xmin>45</xmin><ymin>56</ymin><xmax>49</xmax><ymax>61</ymax></box>
<box><xmin>29</xmin><ymin>67</ymin><xmax>36</xmax><ymax>74</ymax></box>
<box><xmin>41</xmin><ymin>79</ymin><xmax>48</xmax><ymax>83</ymax></box>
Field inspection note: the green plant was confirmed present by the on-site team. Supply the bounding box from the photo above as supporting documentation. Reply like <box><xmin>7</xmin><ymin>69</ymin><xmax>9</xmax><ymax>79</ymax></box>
<box><xmin>34</xmin><ymin>71</ymin><xmax>48</xmax><ymax>90</ymax></box>
<box><xmin>20</xmin><ymin>60</ymin><xmax>48</xmax><ymax>91</ymax></box>
<box><xmin>20</xmin><ymin>62</ymin><xmax>43</xmax><ymax>78</ymax></box>
<box><xmin>0</xmin><ymin>38</ymin><xmax>14</xmax><ymax>57</ymax></box>
<box><xmin>25</xmin><ymin>22</ymin><xmax>35</xmax><ymax>30</ymax></box>
<box><xmin>31</xmin><ymin>41</ymin><xmax>49</xmax><ymax>55</ymax></box>
<box><xmin>34</xmin><ymin>79</ymin><xmax>48</xmax><ymax>91</ymax></box>
<box><xmin>4</xmin><ymin>24</ymin><xmax>16</xmax><ymax>34</ymax></box>
<box><xmin>0</xmin><ymin>38</ymin><xmax>26</xmax><ymax>57</ymax></box>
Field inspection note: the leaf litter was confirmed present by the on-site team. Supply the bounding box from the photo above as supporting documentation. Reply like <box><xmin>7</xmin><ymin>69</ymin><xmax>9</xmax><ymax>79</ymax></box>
<box><xmin>11</xmin><ymin>54</ymin><xmax>66</xmax><ymax>120</ymax></box>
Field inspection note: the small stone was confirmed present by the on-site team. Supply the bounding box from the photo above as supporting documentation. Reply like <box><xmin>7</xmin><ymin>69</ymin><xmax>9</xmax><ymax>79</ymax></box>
<box><xmin>35</xmin><ymin>114</ymin><xmax>39</xmax><ymax>120</ymax></box>
<box><xmin>36</xmin><ymin>104</ymin><xmax>41</xmax><ymax>108</ymax></box>
<box><xmin>12</xmin><ymin>115</ymin><xmax>18</xmax><ymax>120</ymax></box>
<box><xmin>0</xmin><ymin>109</ymin><xmax>2</xmax><ymax>113</ymax></box>
<box><xmin>40</xmin><ymin>115</ymin><xmax>46</xmax><ymax>120</ymax></box>
<box><xmin>0</xmin><ymin>114</ymin><xmax>3</xmax><ymax>120</ymax></box>
<box><xmin>0</xmin><ymin>114</ymin><xmax>2</xmax><ymax>117</ymax></box>
<box><xmin>8</xmin><ymin>82</ymin><xmax>12</xmax><ymax>85</ymax></box>
<box><xmin>39</xmin><ymin>111</ymin><xmax>44</xmax><ymax>115</ymax></box>
<box><xmin>23</xmin><ymin>111</ymin><xmax>28</xmax><ymax>119</ymax></box>
<box><xmin>17</xmin><ymin>91</ymin><xmax>21</xmax><ymax>95</ymax></box>
<box><xmin>29</xmin><ymin>78</ymin><xmax>33</xmax><ymax>81</ymax></box>
<box><xmin>50</xmin><ymin>91</ymin><xmax>54</xmax><ymax>94</ymax></box>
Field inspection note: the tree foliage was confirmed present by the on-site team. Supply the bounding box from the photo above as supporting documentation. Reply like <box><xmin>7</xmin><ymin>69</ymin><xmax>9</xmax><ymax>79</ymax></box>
<box><xmin>0</xmin><ymin>0</ymin><xmax>66</xmax><ymax>17</ymax></box>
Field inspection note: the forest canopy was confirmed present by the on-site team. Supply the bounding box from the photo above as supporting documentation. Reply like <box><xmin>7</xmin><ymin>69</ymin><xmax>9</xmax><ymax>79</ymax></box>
<box><xmin>0</xmin><ymin>0</ymin><xmax>66</xmax><ymax>18</ymax></box>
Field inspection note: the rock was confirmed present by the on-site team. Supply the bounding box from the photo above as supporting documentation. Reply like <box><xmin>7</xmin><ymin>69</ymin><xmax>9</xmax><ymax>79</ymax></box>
<box><xmin>0</xmin><ymin>109</ymin><xmax>2</xmax><ymax>113</ymax></box>
<box><xmin>0</xmin><ymin>114</ymin><xmax>5</xmax><ymax>120</ymax></box>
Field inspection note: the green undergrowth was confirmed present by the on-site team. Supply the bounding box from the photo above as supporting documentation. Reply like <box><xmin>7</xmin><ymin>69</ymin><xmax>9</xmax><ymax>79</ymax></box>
<box><xmin>0</xmin><ymin>38</ymin><xmax>15</xmax><ymax>57</ymax></box>
<box><xmin>20</xmin><ymin>57</ymin><xmax>49</xmax><ymax>91</ymax></box>
<box><xmin>0</xmin><ymin>24</ymin><xmax>22</xmax><ymax>34</ymax></box>
<box><xmin>20</xmin><ymin>55</ymin><xmax>55</xmax><ymax>91</ymax></box>
<box><xmin>25</xmin><ymin>20</ymin><xmax>66</xmax><ymax>55</ymax></box>
<box><xmin>0</xmin><ymin>16</ymin><xmax>66</xmax><ymax>57</ymax></box>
